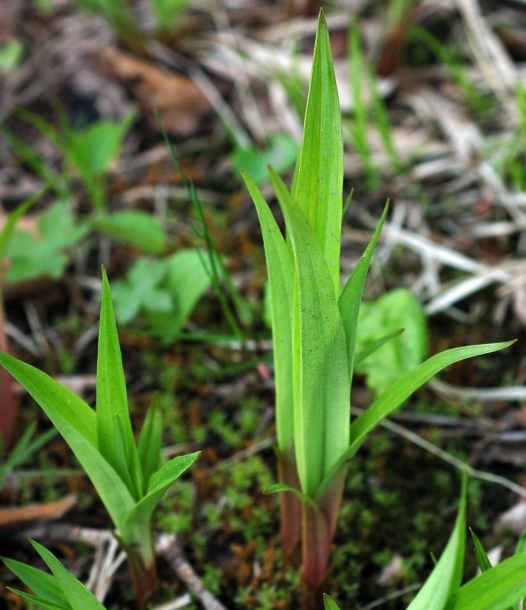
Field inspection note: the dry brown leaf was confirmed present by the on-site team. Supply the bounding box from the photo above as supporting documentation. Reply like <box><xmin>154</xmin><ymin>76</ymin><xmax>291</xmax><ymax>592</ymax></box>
<box><xmin>100</xmin><ymin>48</ymin><xmax>211</xmax><ymax>137</ymax></box>
<box><xmin>0</xmin><ymin>494</ymin><xmax>77</xmax><ymax>531</ymax></box>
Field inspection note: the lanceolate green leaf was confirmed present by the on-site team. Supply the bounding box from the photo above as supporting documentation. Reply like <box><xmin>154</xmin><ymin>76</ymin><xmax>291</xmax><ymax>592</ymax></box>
<box><xmin>323</xmin><ymin>594</ymin><xmax>341</xmax><ymax>610</ymax></box>
<box><xmin>242</xmin><ymin>171</ymin><xmax>295</xmax><ymax>450</ymax></box>
<box><xmin>269</xmin><ymin>167</ymin><xmax>349</xmax><ymax>497</ymax></box>
<box><xmin>469</xmin><ymin>528</ymin><xmax>492</xmax><ymax>572</ymax></box>
<box><xmin>338</xmin><ymin>204</ymin><xmax>388</xmax><ymax>379</ymax></box>
<box><xmin>122</xmin><ymin>452</ymin><xmax>200</xmax><ymax>535</ymax></box>
<box><xmin>0</xmin><ymin>353</ymin><xmax>97</xmax><ymax>447</ymax></box>
<box><xmin>137</xmin><ymin>397</ymin><xmax>162</xmax><ymax>486</ymax></box>
<box><xmin>453</xmin><ymin>552</ymin><xmax>526</xmax><ymax>610</ymax></box>
<box><xmin>6</xmin><ymin>590</ymin><xmax>68</xmax><ymax>610</ymax></box>
<box><xmin>30</xmin><ymin>541</ymin><xmax>107</xmax><ymax>610</ymax></box>
<box><xmin>98</xmin><ymin>269</ymin><xmax>142</xmax><ymax>499</ymax></box>
<box><xmin>406</xmin><ymin>476</ymin><xmax>466</xmax><ymax>610</ymax></box>
<box><xmin>348</xmin><ymin>341</ymin><xmax>514</xmax><ymax>460</ymax></box>
<box><xmin>3</xmin><ymin>558</ymin><xmax>66</xmax><ymax>607</ymax></box>
<box><xmin>291</xmin><ymin>10</ymin><xmax>343</xmax><ymax>293</ymax></box>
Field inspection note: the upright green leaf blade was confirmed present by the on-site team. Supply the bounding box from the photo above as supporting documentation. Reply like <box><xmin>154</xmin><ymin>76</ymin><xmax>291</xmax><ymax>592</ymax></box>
<box><xmin>406</xmin><ymin>476</ymin><xmax>466</xmax><ymax>610</ymax></box>
<box><xmin>470</xmin><ymin>528</ymin><xmax>492</xmax><ymax>572</ymax></box>
<box><xmin>292</xmin><ymin>9</ymin><xmax>343</xmax><ymax>292</ymax></box>
<box><xmin>242</xmin><ymin>171</ymin><xmax>295</xmax><ymax>450</ymax></box>
<box><xmin>270</xmin><ymin>167</ymin><xmax>350</xmax><ymax>497</ymax></box>
<box><xmin>137</xmin><ymin>396</ymin><xmax>162</xmax><ymax>486</ymax></box>
<box><xmin>97</xmin><ymin>269</ymin><xmax>142</xmax><ymax>499</ymax></box>
<box><xmin>323</xmin><ymin>594</ymin><xmax>341</xmax><ymax>610</ymax></box>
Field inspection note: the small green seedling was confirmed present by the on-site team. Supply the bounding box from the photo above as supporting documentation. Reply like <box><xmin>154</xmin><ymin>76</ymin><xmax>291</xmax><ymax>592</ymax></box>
<box><xmin>5</xmin><ymin>200</ymin><xmax>88</xmax><ymax>283</ymax></box>
<box><xmin>0</xmin><ymin>269</ymin><xmax>200</xmax><ymax>605</ymax></box>
<box><xmin>4</xmin><ymin>539</ymin><xmax>107</xmax><ymax>610</ymax></box>
<box><xmin>112</xmin><ymin>250</ymin><xmax>211</xmax><ymax>334</ymax></box>
<box><xmin>244</xmin><ymin>11</ymin><xmax>513</xmax><ymax>605</ymax></box>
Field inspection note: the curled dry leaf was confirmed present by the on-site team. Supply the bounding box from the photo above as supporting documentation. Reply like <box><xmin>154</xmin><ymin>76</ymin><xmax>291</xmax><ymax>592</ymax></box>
<box><xmin>100</xmin><ymin>48</ymin><xmax>211</xmax><ymax>137</ymax></box>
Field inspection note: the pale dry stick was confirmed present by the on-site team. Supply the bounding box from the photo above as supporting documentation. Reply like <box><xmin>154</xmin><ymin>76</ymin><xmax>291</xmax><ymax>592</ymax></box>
<box><xmin>147</xmin><ymin>40</ymin><xmax>251</xmax><ymax>148</ymax></box>
<box><xmin>356</xmin><ymin>583</ymin><xmax>421</xmax><ymax>610</ymax></box>
<box><xmin>429</xmin><ymin>378</ymin><xmax>526</xmax><ymax>402</ymax></box>
<box><xmin>85</xmin><ymin>535</ymin><xmax>127</xmax><ymax>603</ymax></box>
<box><xmin>155</xmin><ymin>533</ymin><xmax>230</xmax><ymax>610</ymax></box>
<box><xmin>455</xmin><ymin>0</ymin><xmax>518</xmax><ymax>120</ymax></box>
<box><xmin>209</xmin><ymin>0</ymin><xmax>267</xmax><ymax>144</ymax></box>
<box><xmin>351</xmin><ymin>407</ymin><xmax>526</xmax><ymax>499</ymax></box>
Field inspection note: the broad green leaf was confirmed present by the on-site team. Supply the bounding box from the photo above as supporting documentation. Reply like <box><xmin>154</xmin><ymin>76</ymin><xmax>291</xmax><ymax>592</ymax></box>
<box><xmin>406</xmin><ymin>476</ymin><xmax>466</xmax><ymax>610</ymax></box>
<box><xmin>349</xmin><ymin>341</ymin><xmax>514</xmax><ymax>460</ymax></box>
<box><xmin>112</xmin><ymin>258</ymin><xmax>171</xmax><ymax>324</ymax></box>
<box><xmin>66</xmin><ymin>116</ymin><xmax>132</xmax><ymax>179</ymax></box>
<box><xmin>5</xmin><ymin>201</ymin><xmax>88</xmax><ymax>283</ymax></box>
<box><xmin>90</xmin><ymin>211</ymin><xmax>166</xmax><ymax>254</ymax></box>
<box><xmin>453</xmin><ymin>552</ymin><xmax>526</xmax><ymax>610</ymax></box>
<box><xmin>269</xmin><ymin>167</ymin><xmax>350</xmax><ymax>498</ymax></box>
<box><xmin>97</xmin><ymin>269</ymin><xmax>142</xmax><ymax>499</ymax></box>
<box><xmin>0</xmin><ymin>352</ymin><xmax>97</xmax><ymax>446</ymax></box>
<box><xmin>31</xmin><ymin>540</ymin><xmax>106</xmax><ymax>610</ymax></box>
<box><xmin>323</xmin><ymin>594</ymin><xmax>341</xmax><ymax>610</ymax></box>
<box><xmin>292</xmin><ymin>10</ymin><xmax>343</xmax><ymax>293</ymax></box>
<box><xmin>3</xmin><ymin>558</ymin><xmax>67</xmax><ymax>608</ymax></box>
<box><xmin>469</xmin><ymin>528</ymin><xmax>492</xmax><ymax>572</ymax></box>
<box><xmin>338</xmin><ymin>204</ymin><xmax>388</xmax><ymax>379</ymax></box>
<box><xmin>109</xmin><ymin>414</ymin><xmax>138</xmax><ymax>496</ymax></box>
<box><xmin>242</xmin><ymin>171</ymin><xmax>295</xmax><ymax>450</ymax></box>
<box><xmin>33</xmin><ymin>410</ymin><xmax>134</xmax><ymax>529</ymax></box>
<box><xmin>137</xmin><ymin>396</ymin><xmax>162</xmax><ymax>486</ymax></box>
<box><xmin>354</xmin><ymin>288</ymin><xmax>428</xmax><ymax>394</ymax></box>
<box><xmin>143</xmin><ymin>249</ymin><xmax>211</xmax><ymax>334</ymax></box>
<box><xmin>233</xmin><ymin>133</ymin><xmax>299</xmax><ymax>185</ymax></box>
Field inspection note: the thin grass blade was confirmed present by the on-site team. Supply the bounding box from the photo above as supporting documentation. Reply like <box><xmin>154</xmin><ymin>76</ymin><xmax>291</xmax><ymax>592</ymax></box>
<box><xmin>6</xmin><ymin>589</ymin><xmax>68</xmax><ymax>610</ymax></box>
<box><xmin>291</xmin><ymin>9</ymin><xmax>343</xmax><ymax>293</ymax></box>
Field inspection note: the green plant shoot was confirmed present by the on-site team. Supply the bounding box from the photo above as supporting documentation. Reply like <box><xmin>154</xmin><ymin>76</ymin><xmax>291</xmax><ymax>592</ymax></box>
<box><xmin>324</xmin><ymin>477</ymin><xmax>526</xmax><ymax>609</ymax></box>
<box><xmin>243</xmin><ymin>10</ymin><xmax>513</xmax><ymax>606</ymax></box>
<box><xmin>4</xmin><ymin>539</ymin><xmax>107</xmax><ymax>610</ymax></box>
<box><xmin>0</xmin><ymin>269</ymin><xmax>200</xmax><ymax>606</ymax></box>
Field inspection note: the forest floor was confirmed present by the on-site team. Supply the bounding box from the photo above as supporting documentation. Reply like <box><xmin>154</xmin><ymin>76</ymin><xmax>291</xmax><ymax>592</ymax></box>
<box><xmin>2</xmin><ymin>1</ymin><xmax>526</xmax><ymax>609</ymax></box>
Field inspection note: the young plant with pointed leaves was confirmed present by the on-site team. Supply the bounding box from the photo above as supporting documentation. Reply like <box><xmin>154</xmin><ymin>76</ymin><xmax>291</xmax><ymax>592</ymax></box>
<box><xmin>324</xmin><ymin>477</ymin><xmax>526</xmax><ymax>610</ymax></box>
<box><xmin>0</xmin><ymin>269</ymin><xmax>199</xmax><ymax>606</ymax></box>
<box><xmin>243</xmin><ymin>10</ymin><xmax>512</xmax><ymax>606</ymax></box>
